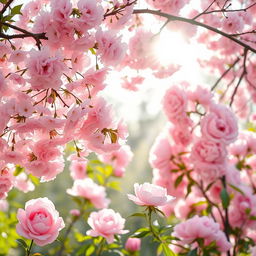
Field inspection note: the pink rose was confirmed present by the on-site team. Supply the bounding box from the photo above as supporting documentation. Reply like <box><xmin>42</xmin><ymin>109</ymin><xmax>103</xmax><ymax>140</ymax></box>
<box><xmin>200</xmin><ymin>104</ymin><xmax>238</xmax><ymax>145</ymax></box>
<box><xmin>127</xmin><ymin>183</ymin><xmax>174</xmax><ymax>207</ymax></box>
<box><xmin>125</xmin><ymin>238</ymin><xmax>141</xmax><ymax>252</ymax></box>
<box><xmin>16</xmin><ymin>197</ymin><xmax>65</xmax><ymax>246</ymax></box>
<box><xmin>87</xmin><ymin>209</ymin><xmax>128</xmax><ymax>243</ymax></box>
<box><xmin>67</xmin><ymin>178</ymin><xmax>110</xmax><ymax>209</ymax></box>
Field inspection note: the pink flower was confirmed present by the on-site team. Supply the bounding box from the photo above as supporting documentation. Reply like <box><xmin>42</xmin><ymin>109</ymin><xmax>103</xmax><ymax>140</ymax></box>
<box><xmin>0</xmin><ymin>168</ymin><xmax>13</xmax><ymax>199</ymax></box>
<box><xmin>201</xmin><ymin>104</ymin><xmax>238</xmax><ymax>145</ymax></box>
<box><xmin>16</xmin><ymin>197</ymin><xmax>65</xmax><ymax>246</ymax></box>
<box><xmin>69</xmin><ymin>159</ymin><xmax>87</xmax><ymax>180</ymax></box>
<box><xmin>87</xmin><ymin>209</ymin><xmax>128</xmax><ymax>243</ymax></box>
<box><xmin>27</xmin><ymin>48</ymin><xmax>66</xmax><ymax>90</ymax></box>
<box><xmin>67</xmin><ymin>178</ymin><xmax>110</xmax><ymax>209</ymax></box>
<box><xmin>125</xmin><ymin>238</ymin><xmax>141</xmax><ymax>252</ymax></box>
<box><xmin>162</xmin><ymin>86</ymin><xmax>188</xmax><ymax>122</ymax></box>
<box><xmin>127</xmin><ymin>183</ymin><xmax>174</xmax><ymax>207</ymax></box>
<box><xmin>96</xmin><ymin>30</ymin><xmax>127</xmax><ymax>66</ymax></box>
<box><xmin>0</xmin><ymin>199</ymin><xmax>8</xmax><ymax>212</ymax></box>
<box><xmin>70</xmin><ymin>209</ymin><xmax>80</xmax><ymax>217</ymax></box>
<box><xmin>173</xmin><ymin>215</ymin><xmax>231</xmax><ymax>252</ymax></box>
<box><xmin>14</xmin><ymin>173</ymin><xmax>35</xmax><ymax>193</ymax></box>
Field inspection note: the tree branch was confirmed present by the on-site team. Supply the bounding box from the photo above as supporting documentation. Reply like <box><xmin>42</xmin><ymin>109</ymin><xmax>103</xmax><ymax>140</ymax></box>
<box><xmin>133</xmin><ymin>9</ymin><xmax>256</xmax><ymax>54</ymax></box>
<box><xmin>0</xmin><ymin>0</ymin><xmax>14</xmax><ymax>15</ymax></box>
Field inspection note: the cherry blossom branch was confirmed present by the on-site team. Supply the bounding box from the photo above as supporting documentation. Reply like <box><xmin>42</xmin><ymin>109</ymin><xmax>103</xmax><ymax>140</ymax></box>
<box><xmin>229</xmin><ymin>48</ymin><xmax>248</xmax><ymax>106</ymax></box>
<box><xmin>0</xmin><ymin>21</ymin><xmax>47</xmax><ymax>49</ymax></box>
<box><xmin>211</xmin><ymin>57</ymin><xmax>241</xmax><ymax>91</ymax></box>
<box><xmin>133</xmin><ymin>9</ymin><xmax>256</xmax><ymax>54</ymax></box>
<box><xmin>0</xmin><ymin>0</ymin><xmax>14</xmax><ymax>15</ymax></box>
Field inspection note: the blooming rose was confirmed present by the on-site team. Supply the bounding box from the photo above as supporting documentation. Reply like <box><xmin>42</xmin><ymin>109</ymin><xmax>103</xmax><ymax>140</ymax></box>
<box><xmin>173</xmin><ymin>215</ymin><xmax>231</xmax><ymax>252</ymax></box>
<box><xmin>127</xmin><ymin>183</ymin><xmax>174</xmax><ymax>207</ymax></box>
<box><xmin>67</xmin><ymin>178</ymin><xmax>110</xmax><ymax>209</ymax></box>
<box><xmin>87</xmin><ymin>209</ymin><xmax>128</xmax><ymax>243</ymax></box>
<box><xmin>200</xmin><ymin>104</ymin><xmax>238</xmax><ymax>145</ymax></box>
<box><xmin>16</xmin><ymin>197</ymin><xmax>65</xmax><ymax>246</ymax></box>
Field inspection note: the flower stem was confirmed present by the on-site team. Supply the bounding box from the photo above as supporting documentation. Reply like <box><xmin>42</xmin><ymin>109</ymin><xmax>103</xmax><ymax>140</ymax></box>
<box><xmin>96</xmin><ymin>237</ymin><xmax>105</xmax><ymax>256</ymax></box>
<box><xmin>26</xmin><ymin>240</ymin><xmax>34</xmax><ymax>256</ymax></box>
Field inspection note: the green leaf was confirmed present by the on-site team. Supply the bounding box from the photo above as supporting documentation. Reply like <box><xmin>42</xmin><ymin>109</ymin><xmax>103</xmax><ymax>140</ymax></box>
<box><xmin>14</xmin><ymin>165</ymin><xmax>24</xmax><ymax>176</ymax></box>
<box><xmin>187</xmin><ymin>248</ymin><xmax>198</xmax><ymax>256</ymax></box>
<box><xmin>220</xmin><ymin>188</ymin><xmax>230</xmax><ymax>209</ymax></box>
<box><xmin>162</xmin><ymin>243</ymin><xmax>175</xmax><ymax>256</ymax></box>
<box><xmin>132</xmin><ymin>231</ymin><xmax>150</xmax><ymax>238</ymax></box>
<box><xmin>128</xmin><ymin>212</ymin><xmax>146</xmax><ymax>218</ymax></box>
<box><xmin>0</xmin><ymin>0</ymin><xmax>7</xmax><ymax>4</ymax></box>
<box><xmin>174</xmin><ymin>174</ymin><xmax>184</xmax><ymax>188</ymax></box>
<box><xmin>134</xmin><ymin>227</ymin><xmax>150</xmax><ymax>233</ymax></box>
<box><xmin>107</xmin><ymin>181</ymin><xmax>120</xmax><ymax>191</ymax></box>
<box><xmin>228</xmin><ymin>183</ymin><xmax>245</xmax><ymax>195</ymax></box>
<box><xmin>85</xmin><ymin>244</ymin><xmax>95</xmax><ymax>256</ymax></box>
<box><xmin>11</xmin><ymin>4</ymin><xmax>23</xmax><ymax>15</ymax></box>
<box><xmin>28</xmin><ymin>174</ymin><xmax>40</xmax><ymax>185</ymax></box>
<box><xmin>157</xmin><ymin>244</ymin><xmax>163</xmax><ymax>256</ymax></box>
<box><xmin>16</xmin><ymin>239</ymin><xmax>28</xmax><ymax>249</ymax></box>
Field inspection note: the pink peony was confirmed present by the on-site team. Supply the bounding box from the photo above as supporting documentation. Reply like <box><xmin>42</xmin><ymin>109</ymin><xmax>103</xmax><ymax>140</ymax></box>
<box><xmin>67</xmin><ymin>178</ymin><xmax>110</xmax><ymax>209</ymax></box>
<box><xmin>87</xmin><ymin>209</ymin><xmax>128</xmax><ymax>243</ymax></box>
<box><xmin>200</xmin><ymin>104</ymin><xmax>238</xmax><ymax>145</ymax></box>
<box><xmin>127</xmin><ymin>183</ymin><xmax>174</xmax><ymax>207</ymax></box>
<box><xmin>125</xmin><ymin>237</ymin><xmax>141</xmax><ymax>252</ymax></box>
<box><xmin>16</xmin><ymin>197</ymin><xmax>65</xmax><ymax>246</ymax></box>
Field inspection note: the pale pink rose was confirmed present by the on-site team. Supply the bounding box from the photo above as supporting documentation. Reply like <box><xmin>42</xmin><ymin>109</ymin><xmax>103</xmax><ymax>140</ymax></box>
<box><xmin>67</xmin><ymin>178</ymin><xmax>110</xmax><ymax>209</ymax></box>
<box><xmin>127</xmin><ymin>183</ymin><xmax>174</xmax><ymax>207</ymax></box>
<box><xmin>173</xmin><ymin>215</ymin><xmax>231</xmax><ymax>252</ymax></box>
<box><xmin>125</xmin><ymin>238</ymin><xmax>141</xmax><ymax>252</ymax></box>
<box><xmin>16</xmin><ymin>197</ymin><xmax>65</xmax><ymax>246</ymax></box>
<box><xmin>200</xmin><ymin>104</ymin><xmax>238</xmax><ymax>145</ymax></box>
<box><xmin>170</xmin><ymin>125</ymin><xmax>192</xmax><ymax>147</ymax></box>
<box><xmin>162</xmin><ymin>86</ymin><xmax>188</xmax><ymax>122</ymax></box>
<box><xmin>87</xmin><ymin>209</ymin><xmax>128</xmax><ymax>243</ymax></box>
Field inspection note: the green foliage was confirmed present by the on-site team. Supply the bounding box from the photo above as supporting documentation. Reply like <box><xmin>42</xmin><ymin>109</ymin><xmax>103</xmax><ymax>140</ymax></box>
<box><xmin>0</xmin><ymin>211</ymin><xmax>20</xmax><ymax>254</ymax></box>
<box><xmin>220</xmin><ymin>188</ymin><xmax>230</xmax><ymax>209</ymax></box>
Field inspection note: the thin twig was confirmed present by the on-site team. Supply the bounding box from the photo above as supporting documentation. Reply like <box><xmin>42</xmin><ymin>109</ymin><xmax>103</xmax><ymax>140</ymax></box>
<box><xmin>0</xmin><ymin>0</ymin><xmax>14</xmax><ymax>15</ymax></box>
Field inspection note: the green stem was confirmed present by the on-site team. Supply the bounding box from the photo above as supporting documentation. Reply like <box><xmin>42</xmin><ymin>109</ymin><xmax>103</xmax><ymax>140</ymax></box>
<box><xmin>26</xmin><ymin>240</ymin><xmax>34</xmax><ymax>256</ymax></box>
<box><xmin>96</xmin><ymin>237</ymin><xmax>105</xmax><ymax>256</ymax></box>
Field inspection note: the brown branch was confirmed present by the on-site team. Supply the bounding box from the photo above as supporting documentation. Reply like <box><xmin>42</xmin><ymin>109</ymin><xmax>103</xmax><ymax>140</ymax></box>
<box><xmin>133</xmin><ymin>9</ymin><xmax>256</xmax><ymax>54</ymax></box>
<box><xmin>0</xmin><ymin>0</ymin><xmax>14</xmax><ymax>15</ymax></box>
<box><xmin>0</xmin><ymin>21</ymin><xmax>47</xmax><ymax>49</ymax></box>
<box><xmin>211</xmin><ymin>57</ymin><xmax>240</xmax><ymax>91</ymax></box>
<box><xmin>104</xmin><ymin>0</ymin><xmax>137</xmax><ymax>18</ymax></box>
<box><xmin>229</xmin><ymin>48</ymin><xmax>248</xmax><ymax>106</ymax></box>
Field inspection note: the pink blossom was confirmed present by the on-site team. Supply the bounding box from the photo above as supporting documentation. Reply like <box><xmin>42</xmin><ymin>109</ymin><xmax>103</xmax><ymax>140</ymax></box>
<box><xmin>8</xmin><ymin>50</ymin><xmax>27</xmax><ymax>64</ymax></box>
<box><xmin>76</xmin><ymin>0</ymin><xmax>104</xmax><ymax>31</ymax></box>
<box><xmin>69</xmin><ymin>159</ymin><xmax>87</xmax><ymax>180</ymax></box>
<box><xmin>187</xmin><ymin>86</ymin><xmax>213</xmax><ymax>107</ymax></box>
<box><xmin>127</xmin><ymin>183</ymin><xmax>174</xmax><ymax>207</ymax></box>
<box><xmin>96</xmin><ymin>30</ymin><xmax>127</xmax><ymax>66</ymax></box>
<box><xmin>200</xmin><ymin>104</ymin><xmax>238</xmax><ymax>145</ymax></box>
<box><xmin>173</xmin><ymin>215</ymin><xmax>231</xmax><ymax>252</ymax></box>
<box><xmin>125</xmin><ymin>238</ymin><xmax>141</xmax><ymax>252</ymax></box>
<box><xmin>67</xmin><ymin>178</ymin><xmax>110</xmax><ymax>209</ymax></box>
<box><xmin>51</xmin><ymin>0</ymin><xmax>72</xmax><ymax>24</ymax></box>
<box><xmin>0</xmin><ymin>168</ymin><xmax>13</xmax><ymax>199</ymax></box>
<box><xmin>0</xmin><ymin>199</ymin><xmax>8</xmax><ymax>212</ymax></box>
<box><xmin>27</xmin><ymin>48</ymin><xmax>66</xmax><ymax>90</ymax></box>
<box><xmin>14</xmin><ymin>173</ymin><xmax>35</xmax><ymax>193</ymax></box>
<box><xmin>70</xmin><ymin>209</ymin><xmax>81</xmax><ymax>216</ymax></box>
<box><xmin>16</xmin><ymin>197</ymin><xmax>65</xmax><ymax>246</ymax></box>
<box><xmin>87</xmin><ymin>209</ymin><xmax>128</xmax><ymax>243</ymax></box>
<box><xmin>162</xmin><ymin>86</ymin><xmax>188</xmax><ymax>123</ymax></box>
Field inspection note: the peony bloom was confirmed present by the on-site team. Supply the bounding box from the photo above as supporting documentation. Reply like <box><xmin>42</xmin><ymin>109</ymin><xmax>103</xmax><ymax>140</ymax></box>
<box><xmin>127</xmin><ymin>183</ymin><xmax>174</xmax><ymax>207</ymax></box>
<box><xmin>87</xmin><ymin>209</ymin><xmax>128</xmax><ymax>243</ymax></box>
<box><xmin>16</xmin><ymin>198</ymin><xmax>65</xmax><ymax>246</ymax></box>
<box><xmin>125</xmin><ymin>237</ymin><xmax>141</xmax><ymax>252</ymax></box>
<box><xmin>67</xmin><ymin>178</ymin><xmax>110</xmax><ymax>209</ymax></box>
